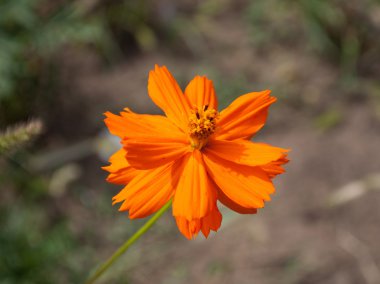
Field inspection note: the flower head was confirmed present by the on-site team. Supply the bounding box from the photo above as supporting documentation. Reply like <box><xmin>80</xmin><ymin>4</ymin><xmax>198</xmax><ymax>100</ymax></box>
<box><xmin>103</xmin><ymin>65</ymin><xmax>289</xmax><ymax>239</ymax></box>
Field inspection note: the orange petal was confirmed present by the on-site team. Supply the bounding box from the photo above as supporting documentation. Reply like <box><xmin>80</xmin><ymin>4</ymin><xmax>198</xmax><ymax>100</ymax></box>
<box><xmin>148</xmin><ymin>65</ymin><xmax>190</xmax><ymax>130</ymax></box>
<box><xmin>216</xmin><ymin>90</ymin><xmax>276</xmax><ymax>140</ymax></box>
<box><xmin>260</xmin><ymin>154</ymin><xmax>289</xmax><ymax>179</ymax></box>
<box><xmin>113</xmin><ymin>159</ymin><xmax>183</xmax><ymax>219</ymax></box>
<box><xmin>185</xmin><ymin>76</ymin><xmax>218</xmax><ymax>110</ymax></box>
<box><xmin>200</xmin><ymin>208</ymin><xmax>222</xmax><ymax>238</ymax></box>
<box><xmin>175</xmin><ymin>216</ymin><xmax>201</xmax><ymax>240</ymax></box>
<box><xmin>102</xmin><ymin>148</ymin><xmax>127</xmax><ymax>173</ymax></box>
<box><xmin>106</xmin><ymin>170</ymin><xmax>138</xmax><ymax>185</ymax></box>
<box><xmin>217</xmin><ymin>188</ymin><xmax>257</xmax><ymax>214</ymax></box>
<box><xmin>206</xmin><ymin>139</ymin><xmax>288</xmax><ymax>167</ymax></box>
<box><xmin>124</xmin><ymin>140</ymin><xmax>190</xmax><ymax>169</ymax></box>
<box><xmin>204</xmin><ymin>152</ymin><xmax>275</xmax><ymax>210</ymax></box>
<box><xmin>175</xmin><ymin>208</ymin><xmax>222</xmax><ymax>239</ymax></box>
<box><xmin>104</xmin><ymin>111</ymin><xmax>128</xmax><ymax>139</ymax></box>
<box><xmin>104</xmin><ymin>109</ymin><xmax>186</xmax><ymax>142</ymax></box>
<box><xmin>172</xmin><ymin>150</ymin><xmax>217</xmax><ymax>220</ymax></box>
<box><xmin>102</xmin><ymin>148</ymin><xmax>139</xmax><ymax>184</ymax></box>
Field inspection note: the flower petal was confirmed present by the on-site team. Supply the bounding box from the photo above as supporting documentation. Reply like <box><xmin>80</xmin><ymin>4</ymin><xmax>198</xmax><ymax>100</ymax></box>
<box><xmin>104</xmin><ymin>111</ymin><xmax>129</xmax><ymax>139</ymax></box>
<box><xmin>102</xmin><ymin>148</ymin><xmax>139</xmax><ymax>184</ymax></box>
<box><xmin>260</xmin><ymin>154</ymin><xmax>289</xmax><ymax>179</ymax></box>
<box><xmin>217</xmin><ymin>188</ymin><xmax>257</xmax><ymax>214</ymax></box>
<box><xmin>185</xmin><ymin>75</ymin><xmax>218</xmax><ymax>110</ymax></box>
<box><xmin>204</xmin><ymin>152</ymin><xmax>275</xmax><ymax>209</ymax></box>
<box><xmin>200</xmin><ymin>208</ymin><xmax>222</xmax><ymax>238</ymax></box>
<box><xmin>216</xmin><ymin>90</ymin><xmax>276</xmax><ymax>140</ymax></box>
<box><xmin>113</xmin><ymin>159</ymin><xmax>183</xmax><ymax>219</ymax></box>
<box><xmin>124</xmin><ymin>140</ymin><xmax>190</xmax><ymax>169</ymax></box>
<box><xmin>206</xmin><ymin>139</ymin><xmax>288</xmax><ymax>167</ymax></box>
<box><xmin>172</xmin><ymin>150</ymin><xmax>217</xmax><ymax>220</ymax></box>
<box><xmin>175</xmin><ymin>208</ymin><xmax>222</xmax><ymax>239</ymax></box>
<box><xmin>175</xmin><ymin>216</ymin><xmax>201</xmax><ymax>240</ymax></box>
<box><xmin>148</xmin><ymin>65</ymin><xmax>190</xmax><ymax>129</ymax></box>
<box><xmin>102</xmin><ymin>148</ymin><xmax>127</xmax><ymax>173</ymax></box>
<box><xmin>104</xmin><ymin>109</ymin><xmax>185</xmax><ymax>142</ymax></box>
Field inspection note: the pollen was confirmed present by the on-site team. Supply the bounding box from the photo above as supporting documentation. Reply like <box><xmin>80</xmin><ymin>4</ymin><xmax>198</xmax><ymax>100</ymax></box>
<box><xmin>188</xmin><ymin>105</ymin><xmax>218</xmax><ymax>149</ymax></box>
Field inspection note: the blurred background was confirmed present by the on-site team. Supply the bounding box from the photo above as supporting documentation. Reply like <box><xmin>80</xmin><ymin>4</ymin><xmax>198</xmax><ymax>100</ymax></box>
<box><xmin>1</xmin><ymin>0</ymin><xmax>380</xmax><ymax>283</ymax></box>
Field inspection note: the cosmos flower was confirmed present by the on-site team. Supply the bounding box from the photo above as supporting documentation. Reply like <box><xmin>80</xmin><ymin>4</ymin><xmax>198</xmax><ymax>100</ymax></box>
<box><xmin>103</xmin><ymin>65</ymin><xmax>289</xmax><ymax>239</ymax></box>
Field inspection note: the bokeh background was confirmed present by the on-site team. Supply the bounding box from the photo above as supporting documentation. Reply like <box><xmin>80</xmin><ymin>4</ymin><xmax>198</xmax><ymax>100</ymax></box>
<box><xmin>1</xmin><ymin>0</ymin><xmax>380</xmax><ymax>283</ymax></box>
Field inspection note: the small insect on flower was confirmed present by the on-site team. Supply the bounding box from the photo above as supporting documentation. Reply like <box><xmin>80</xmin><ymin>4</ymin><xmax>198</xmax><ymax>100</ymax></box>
<box><xmin>103</xmin><ymin>65</ymin><xmax>289</xmax><ymax>239</ymax></box>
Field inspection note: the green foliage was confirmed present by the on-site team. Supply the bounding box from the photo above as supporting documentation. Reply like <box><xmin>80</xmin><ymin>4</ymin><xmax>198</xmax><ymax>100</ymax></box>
<box><xmin>0</xmin><ymin>206</ymin><xmax>79</xmax><ymax>284</ymax></box>
<box><xmin>296</xmin><ymin>0</ymin><xmax>379</xmax><ymax>79</ymax></box>
<box><xmin>0</xmin><ymin>0</ymin><xmax>106</xmax><ymax>99</ymax></box>
<box><xmin>246</xmin><ymin>0</ymin><xmax>296</xmax><ymax>46</ymax></box>
<box><xmin>246</xmin><ymin>0</ymin><xmax>380</xmax><ymax>82</ymax></box>
<box><xmin>0</xmin><ymin>159</ymin><xmax>92</xmax><ymax>283</ymax></box>
<box><xmin>0</xmin><ymin>195</ymin><xmax>84</xmax><ymax>284</ymax></box>
<box><xmin>297</xmin><ymin>0</ymin><xmax>344</xmax><ymax>55</ymax></box>
<box><xmin>102</xmin><ymin>0</ymin><xmax>157</xmax><ymax>52</ymax></box>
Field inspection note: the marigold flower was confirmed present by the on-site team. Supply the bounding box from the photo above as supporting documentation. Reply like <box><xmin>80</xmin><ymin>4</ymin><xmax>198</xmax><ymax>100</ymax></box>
<box><xmin>103</xmin><ymin>65</ymin><xmax>289</xmax><ymax>239</ymax></box>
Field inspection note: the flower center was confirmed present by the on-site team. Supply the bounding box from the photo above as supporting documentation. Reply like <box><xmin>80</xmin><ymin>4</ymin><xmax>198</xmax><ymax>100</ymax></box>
<box><xmin>188</xmin><ymin>105</ymin><xmax>218</xmax><ymax>150</ymax></box>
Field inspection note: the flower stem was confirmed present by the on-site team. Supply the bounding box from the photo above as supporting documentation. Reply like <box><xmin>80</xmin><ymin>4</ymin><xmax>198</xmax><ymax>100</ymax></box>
<box><xmin>85</xmin><ymin>201</ymin><xmax>172</xmax><ymax>284</ymax></box>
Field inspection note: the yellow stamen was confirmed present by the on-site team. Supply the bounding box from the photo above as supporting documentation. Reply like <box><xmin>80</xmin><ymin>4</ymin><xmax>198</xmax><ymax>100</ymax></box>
<box><xmin>188</xmin><ymin>105</ymin><xmax>218</xmax><ymax>150</ymax></box>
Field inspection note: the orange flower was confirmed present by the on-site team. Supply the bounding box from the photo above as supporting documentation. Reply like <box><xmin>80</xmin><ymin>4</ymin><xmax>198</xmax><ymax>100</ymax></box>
<box><xmin>103</xmin><ymin>65</ymin><xmax>289</xmax><ymax>239</ymax></box>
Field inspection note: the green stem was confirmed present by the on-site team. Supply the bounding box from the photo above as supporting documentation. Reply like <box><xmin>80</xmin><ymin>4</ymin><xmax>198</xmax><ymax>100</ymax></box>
<box><xmin>85</xmin><ymin>201</ymin><xmax>172</xmax><ymax>284</ymax></box>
